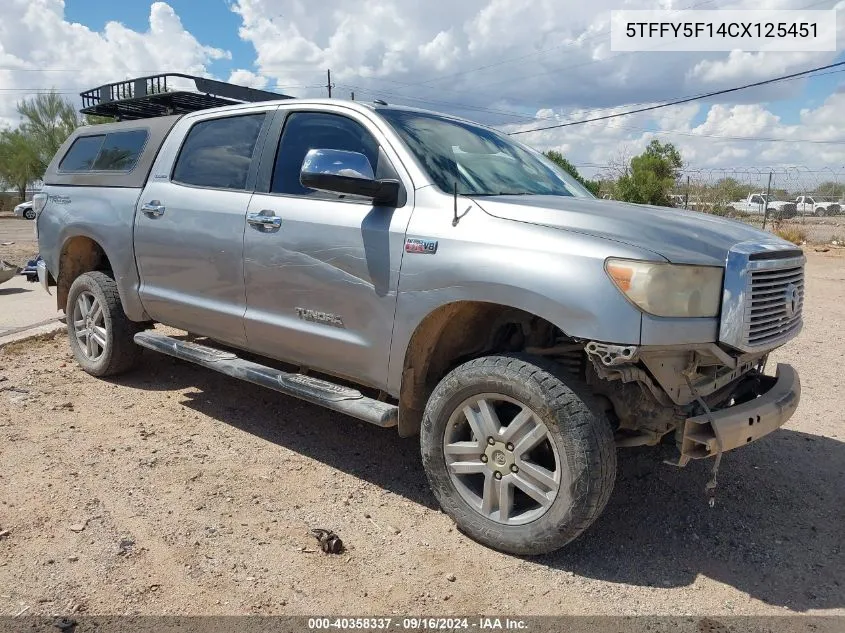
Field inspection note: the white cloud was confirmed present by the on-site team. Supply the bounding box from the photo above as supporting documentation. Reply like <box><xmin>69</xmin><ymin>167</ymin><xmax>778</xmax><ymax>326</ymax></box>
<box><xmin>504</xmin><ymin>91</ymin><xmax>845</xmax><ymax>181</ymax></box>
<box><xmin>228</xmin><ymin>69</ymin><xmax>270</xmax><ymax>89</ymax></box>
<box><xmin>1</xmin><ymin>0</ymin><xmax>843</xmax><ymax>179</ymax></box>
<box><xmin>0</xmin><ymin>1</ymin><xmax>229</xmax><ymax>125</ymax></box>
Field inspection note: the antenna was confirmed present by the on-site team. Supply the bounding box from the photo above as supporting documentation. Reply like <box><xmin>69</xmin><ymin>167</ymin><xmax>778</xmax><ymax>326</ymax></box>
<box><xmin>452</xmin><ymin>182</ymin><xmax>471</xmax><ymax>226</ymax></box>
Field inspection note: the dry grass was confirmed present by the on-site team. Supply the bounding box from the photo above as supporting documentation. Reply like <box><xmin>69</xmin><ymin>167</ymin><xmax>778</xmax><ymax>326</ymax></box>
<box><xmin>773</xmin><ymin>226</ymin><xmax>808</xmax><ymax>245</ymax></box>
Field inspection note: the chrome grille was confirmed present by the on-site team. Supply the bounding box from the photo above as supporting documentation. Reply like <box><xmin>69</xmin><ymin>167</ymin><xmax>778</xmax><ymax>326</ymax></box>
<box><xmin>746</xmin><ymin>264</ymin><xmax>804</xmax><ymax>348</ymax></box>
<box><xmin>719</xmin><ymin>241</ymin><xmax>806</xmax><ymax>352</ymax></box>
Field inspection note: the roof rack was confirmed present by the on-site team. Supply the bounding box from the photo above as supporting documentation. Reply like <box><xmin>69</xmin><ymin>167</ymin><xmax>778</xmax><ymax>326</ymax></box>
<box><xmin>80</xmin><ymin>73</ymin><xmax>293</xmax><ymax>120</ymax></box>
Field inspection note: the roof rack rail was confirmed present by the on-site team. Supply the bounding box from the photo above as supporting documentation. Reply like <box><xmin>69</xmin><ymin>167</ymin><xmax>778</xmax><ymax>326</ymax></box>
<box><xmin>79</xmin><ymin>73</ymin><xmax>293</xmax><ymax>121</ymax></box>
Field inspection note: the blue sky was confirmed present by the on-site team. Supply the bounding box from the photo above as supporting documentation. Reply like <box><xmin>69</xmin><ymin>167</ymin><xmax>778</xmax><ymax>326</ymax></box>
<box><xmin>63</xmin><ymin>0</ymin><xmax>252</xmax><ymax>80</ymax></box>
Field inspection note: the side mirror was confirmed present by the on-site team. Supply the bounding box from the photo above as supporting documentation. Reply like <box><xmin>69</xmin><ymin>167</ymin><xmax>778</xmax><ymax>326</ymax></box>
<box><xmin>300</xmin><ymin>148</ymin><xmax>400</xmax><ymax>207</ymax></box>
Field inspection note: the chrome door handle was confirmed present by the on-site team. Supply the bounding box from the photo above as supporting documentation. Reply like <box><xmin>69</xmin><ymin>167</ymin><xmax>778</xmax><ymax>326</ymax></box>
<box><xmin>247</xmin><ymin>211</ymin><xmax>282</xmax><ymax>230</ymax></box>
<box><xmin>141</xmin><ymin>201</ymin><xmax>165</xmax><ymax>217</ymax></box>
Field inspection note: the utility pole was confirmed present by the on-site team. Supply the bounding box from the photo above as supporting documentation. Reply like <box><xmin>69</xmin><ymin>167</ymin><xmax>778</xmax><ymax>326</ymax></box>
<box><xmin>326</xmin><ymin>69</ymin><xmax>332</xmax><ymax>98</ymax></box>
<box><xmin>762</xmin><ymin>171</ymin><xmax>773</xmax><ymax>230</ymax></box>
<box><xmin>684</xmin><ymin>175</ymin><xmax>690</xmax><ymax>209</ymax></box>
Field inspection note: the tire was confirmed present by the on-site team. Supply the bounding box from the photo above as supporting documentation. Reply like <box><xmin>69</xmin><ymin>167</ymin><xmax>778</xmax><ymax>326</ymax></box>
<box><xmin>421</xmin><ymin>355</ymin><xmax>616</xmax><ymax>555</ymax></box>
<box><xmin>815</xmin><ymin>208</ymin><xmax>825</xmax><ymax>217</ymax></box>
<box><xmin>24</xmin><ymin>208</ymin><xmax>36</xmax><ymax>220</ymax></box>
<box><xmin>66</xmin><ymin>271</ymin><xmax>143</xmax><ymax>377</ymax></box>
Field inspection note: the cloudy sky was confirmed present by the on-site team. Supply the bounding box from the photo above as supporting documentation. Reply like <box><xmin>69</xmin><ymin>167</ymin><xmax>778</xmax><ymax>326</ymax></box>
<box><xmin>1</xmin><ymin>0</ymin><xmax>844</xmax><ymax>181</ymax></box>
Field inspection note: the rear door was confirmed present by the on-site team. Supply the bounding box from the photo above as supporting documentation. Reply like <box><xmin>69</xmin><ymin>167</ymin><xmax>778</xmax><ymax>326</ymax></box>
<box><xmin>242</xmin><ymin>106</ymin><xmax>414</xmax><ymax>388</ymax></box>
<box><xmin>134</xmin><ymin>107</ymin><xmax>275</xmax><ymax>346</ymax></box>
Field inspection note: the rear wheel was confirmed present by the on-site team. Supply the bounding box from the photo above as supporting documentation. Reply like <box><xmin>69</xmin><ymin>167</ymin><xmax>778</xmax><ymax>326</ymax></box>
<box><xmin>66</xmin><ymin>272</ymin><xmax>143</xmax><ymax>376</ymax></box>
<box><xmin>24</xmin><ymin>208</ymin><xmax>36</xmax><ymax>220</ymax></box>
<box><xmin>421</xmin><ymin>355</ymin><xmax>616</xmax><ymax>555</ymax></box>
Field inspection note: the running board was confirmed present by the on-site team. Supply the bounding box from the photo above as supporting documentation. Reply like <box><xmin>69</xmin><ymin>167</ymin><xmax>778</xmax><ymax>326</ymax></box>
<box><xmin>133</xmin><ymin>332</ymin><xmax>398</xmax><ymax>428</ymax></box>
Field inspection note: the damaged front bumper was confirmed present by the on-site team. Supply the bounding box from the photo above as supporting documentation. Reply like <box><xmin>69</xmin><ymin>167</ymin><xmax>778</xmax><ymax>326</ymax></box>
<box><xmin>678</xmin><ymin>363</ymin><xmax>800</xmax><ymax>465</ymax></box>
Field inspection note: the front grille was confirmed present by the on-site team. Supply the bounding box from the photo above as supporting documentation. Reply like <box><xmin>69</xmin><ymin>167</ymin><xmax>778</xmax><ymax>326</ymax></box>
<box><xmin>745</xmin><ymin>264</ymin><xmax>804</xmax><ymax>347</ymax></box>
<box><xmin>719</xmin><ymin>242</ymin><xmax>806</xmax><ymax>352</ymax></box>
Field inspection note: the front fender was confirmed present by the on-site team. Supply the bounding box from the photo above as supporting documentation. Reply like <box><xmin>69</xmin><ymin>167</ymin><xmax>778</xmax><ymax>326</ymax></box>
<box><xmin>385</xmin><ymin>197</ymin><xmax>656</xmax><ymax>395</ymax></box>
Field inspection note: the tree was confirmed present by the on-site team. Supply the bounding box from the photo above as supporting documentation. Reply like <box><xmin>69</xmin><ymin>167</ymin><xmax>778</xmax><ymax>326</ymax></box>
<box><xmin>712</xmin><ymin>177</ymin><xmax>752</xmax><ymax>205</ymax></box>
<box><xmin>17</xmin><ymin>91</ymin><xmax>80</xmax><ymax>172</ymax></box>
<box><xmin>615</xmin><ymin>140</ymin><xmax>683</xmax><ymax>206</ymax></box>
<box><xmin>816</xmin><ymin>180</ymin><xmax>844</xmax><ymax>200</ymax></box>
<box><xmin>0</xmin><ymin>128</ymin><xmax>41</xmax><ymax>201</ymax></box>
<box><xmin>542</xmin><ymin>150</ymin><xmax>601</xmax><ymax>196</ymax></box>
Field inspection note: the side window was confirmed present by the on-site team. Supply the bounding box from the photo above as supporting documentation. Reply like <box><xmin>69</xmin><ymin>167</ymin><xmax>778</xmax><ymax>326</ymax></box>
<box><xmin>59</xmin><ymin>130</ymin><xmax>149</xmax><ymax>172</ymax></box>
<box><xmin>750</xmin><ymin>195</ymin><xmax>763</xmax><ymax>204</ymax></box>
<box><xmin>172</xmin><ymin>113</ymin><xmax>266</xmax><ymax>190</ymax></box>
<box><xmin>271</xmin><ymin>112</ymin><xmax>381</xmax><ymax>196</ymax></box>
<box><xmin>92</xmin><ymin>130</ymin><xmax>147</xmax><ymax>171</ymax></box>
<box><xmin>59</xmin><ymin>135</ymin><xmax>105</xmax><ymax>171</ymax></box>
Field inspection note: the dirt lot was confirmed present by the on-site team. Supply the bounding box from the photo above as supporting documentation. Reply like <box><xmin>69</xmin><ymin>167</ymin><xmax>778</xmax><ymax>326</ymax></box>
<box><xmin>0</xmin><ymin>251</ymin><xmax>843</xmax><ymax>618</ymax></box>
<box><xmin>0</xmin><ymin>216</ymin><xmax>38</xmax><ymax>269</ymax></box>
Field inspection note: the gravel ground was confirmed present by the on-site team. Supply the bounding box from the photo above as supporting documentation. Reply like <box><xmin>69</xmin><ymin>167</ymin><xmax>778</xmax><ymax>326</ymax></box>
<box><xmin>0</xmin><ymin>252</ymin><xmax>842</xmax><ymax>618</ymax></box>
<box><xmin>0</xmin><ymin>216</ymin><xmax>38</xmax><ymax>269</ymax></box>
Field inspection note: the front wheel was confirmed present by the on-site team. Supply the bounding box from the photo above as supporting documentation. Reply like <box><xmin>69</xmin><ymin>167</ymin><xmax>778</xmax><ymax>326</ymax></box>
<box><xmin>24</xmin><ymin>208</ymin><xmax>36</xmax><ymax>220</ymax></box>
<box><xmin>66</xmin><ymin>271</ymin><xmax>143</xmax><ymax>377</ymax></box>
<box><xmin>421</xmin><ymin>355</ymin><xmax>616</xmax><ymax>555</ymax></box>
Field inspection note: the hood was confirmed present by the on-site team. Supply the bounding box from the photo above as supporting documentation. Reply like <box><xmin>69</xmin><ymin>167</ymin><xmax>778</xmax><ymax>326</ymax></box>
<box><xmin>470</xmin><ymin>195</ymin><xmax>791</xmax><ymax>266</ymax></box>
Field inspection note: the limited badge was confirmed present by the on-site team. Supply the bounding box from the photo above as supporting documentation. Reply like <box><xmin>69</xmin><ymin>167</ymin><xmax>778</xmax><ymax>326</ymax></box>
<box><xmin>405</xmin><ymin>238</ymin><xmax>438</xmax><ymax>254</ymax></box>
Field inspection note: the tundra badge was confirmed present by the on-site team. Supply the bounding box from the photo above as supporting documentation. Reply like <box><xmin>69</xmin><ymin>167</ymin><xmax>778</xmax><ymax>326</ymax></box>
<box><xmin>295</xmin><ymin>307</ymin><xmax>345</xmax><ymax>328</ymax></box>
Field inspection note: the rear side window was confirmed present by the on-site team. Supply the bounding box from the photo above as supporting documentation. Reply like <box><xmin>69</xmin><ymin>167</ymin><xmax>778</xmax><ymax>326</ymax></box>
<box><xmin>92</xmin><ymin>130</ymin><xmax>147</xmax><ymax>171</ymax></box>
<box><xmin>59</xmin><ymin>135</ymin><xmax>105</xmax><ymax>171</ymax></box>
<box><xmin>172</xmin><ymin>113</ymin><xmax>266</xmax><ymax>190</ymax></box>
<box><xmin>59</xmin><ymin>130</ymin><xmax>148</xmax><ymax>172</ymax></box>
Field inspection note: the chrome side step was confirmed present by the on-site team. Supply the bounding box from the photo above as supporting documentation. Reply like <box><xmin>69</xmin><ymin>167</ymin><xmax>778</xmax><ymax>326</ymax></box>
<box><xmin>133</xmin><ymin>332</ymin><xmax>398</xmax><ymax>428</ymax></box>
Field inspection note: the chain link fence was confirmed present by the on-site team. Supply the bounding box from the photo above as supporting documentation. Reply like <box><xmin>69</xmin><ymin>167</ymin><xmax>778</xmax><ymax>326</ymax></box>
<box><xmin>594</xmin><ymin>166</ymin><xmax>845</xmax><ymax>244</ymax></box>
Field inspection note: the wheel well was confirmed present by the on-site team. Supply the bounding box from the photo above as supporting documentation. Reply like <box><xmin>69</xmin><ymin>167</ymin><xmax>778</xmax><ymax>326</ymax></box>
<box><xmin>398</xmin><ymin>301</ymin><xmax>569</xmax><ymax>437</ymax></box>
<box><xmin>56</xmin><ymin>236</ymin><xmax>112</xmax><ymax>312</ymax></box>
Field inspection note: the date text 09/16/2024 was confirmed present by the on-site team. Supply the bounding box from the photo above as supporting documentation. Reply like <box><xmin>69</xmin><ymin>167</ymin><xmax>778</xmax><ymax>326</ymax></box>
<box><xmin>307</xmin><ymin>617</ymin><xmax>528</xmax><ymax>630</ymax></box>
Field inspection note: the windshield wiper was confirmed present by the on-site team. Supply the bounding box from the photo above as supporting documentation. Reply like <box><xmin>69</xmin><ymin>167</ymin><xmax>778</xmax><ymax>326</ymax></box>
<box><xmin>468</xmin><ymin>192</ymin><xmax>537</xmax><ymax>197</ymax></box>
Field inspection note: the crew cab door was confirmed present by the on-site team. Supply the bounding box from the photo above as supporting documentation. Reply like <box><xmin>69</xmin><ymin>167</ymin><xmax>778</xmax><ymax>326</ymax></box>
<box><xmin>243</xmin><ymin>106</ymin><xmax>413</xmax><ymax>388</ymax></box>
<box><xmin>134</xmin><ymin>107</ymin><xmax>275</xmax><ymax>346</ymax></box>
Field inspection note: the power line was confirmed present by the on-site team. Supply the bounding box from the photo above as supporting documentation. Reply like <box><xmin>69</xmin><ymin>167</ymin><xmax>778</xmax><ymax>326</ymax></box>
<box><xmin>509</xmin><ymin>61</ymin><xmax>845</xmax><ymax>135</ymax></box>
<box><xmin>339</xmin><ymin>66</ymin><xmax>845</xmax><ymax>131</ymax></box>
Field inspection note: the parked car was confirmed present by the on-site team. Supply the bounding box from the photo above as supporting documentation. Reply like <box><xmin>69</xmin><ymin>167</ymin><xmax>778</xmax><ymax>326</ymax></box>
<box><xmin>795</xmin><ymin>195</ymin><xmax>841</xmax><ymax>216</ymax></box>
<box><xmin>13</xmin><ymin>200</ymin><xmax>36</xmax><ymax>220</ymax></box>
<box><xmin>34</xmin><ymin>74</ymin><xmax>804</xmax><ymax>555</ymax></box>
<box><xmin>726</xmin><ymin>193</ymin><xmax>797</xmax><ymax>219</ymax></box>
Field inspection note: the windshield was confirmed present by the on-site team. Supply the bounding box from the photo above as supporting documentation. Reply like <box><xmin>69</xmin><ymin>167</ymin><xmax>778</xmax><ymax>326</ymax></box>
<box><xmin>377</xmin><ymin>109</ymin><xmax>593</xmax><ymax>198</ymax></box>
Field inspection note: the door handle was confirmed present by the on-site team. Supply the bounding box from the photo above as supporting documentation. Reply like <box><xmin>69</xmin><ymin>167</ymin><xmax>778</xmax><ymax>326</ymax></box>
<box><xmin>141</xmin><ymin>201</ymin><xmax>165</xmax><ymax>217</ymax></box>
<box><xmin>247</xmin><ymin>211</ymin><xmax>282</xmax><ymax>231</ymax></box>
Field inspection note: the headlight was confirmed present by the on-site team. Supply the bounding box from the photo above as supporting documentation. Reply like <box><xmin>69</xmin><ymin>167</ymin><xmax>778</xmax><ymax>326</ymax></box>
<box><xmin>605</xmin><ymin>258</ymin><xmax>723</xmax><ymax>318</ymax></box>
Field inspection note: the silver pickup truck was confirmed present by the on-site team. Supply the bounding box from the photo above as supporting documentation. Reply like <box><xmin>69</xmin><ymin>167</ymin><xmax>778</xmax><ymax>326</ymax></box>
<box><xmin>34</xmin><ymin>77</ymin><xmax>803</xmax><ymax>555</ymax></box>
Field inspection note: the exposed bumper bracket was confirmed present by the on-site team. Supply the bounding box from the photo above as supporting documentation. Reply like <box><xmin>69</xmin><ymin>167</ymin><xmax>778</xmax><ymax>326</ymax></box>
<box><xmin>677</xmin><ymin>363</ymin><xmax>800</xmax><ymax>466</ymax></box>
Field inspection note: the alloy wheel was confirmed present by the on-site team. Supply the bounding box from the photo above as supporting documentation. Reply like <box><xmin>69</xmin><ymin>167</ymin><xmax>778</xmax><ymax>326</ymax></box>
<box><xmin>443</xmin><ymin>394</ymin><xmax>563</xmax><ymax>525</ymax></box>
<box><xmin>72</xmin><ymin>291</ymin><xmax>107</xmax><ymax>361</ymax></box>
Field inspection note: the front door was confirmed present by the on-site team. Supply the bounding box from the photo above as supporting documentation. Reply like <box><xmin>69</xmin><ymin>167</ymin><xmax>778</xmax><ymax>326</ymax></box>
<box><xmin>135</xmin><ymin>110</ymin><xmax>272</xmax><ymax>346</ymax></box>
<box><xmin>243</xmin><ymin>109</ymin><xmax>413</xmax><ymax>388</ymax></box>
